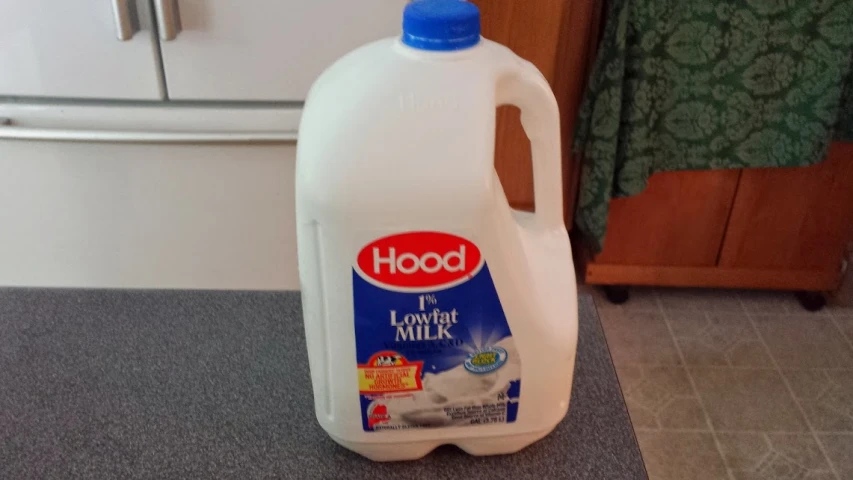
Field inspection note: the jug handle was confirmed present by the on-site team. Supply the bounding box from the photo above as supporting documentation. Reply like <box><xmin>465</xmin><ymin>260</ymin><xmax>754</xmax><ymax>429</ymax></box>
<box><xmin>493</xmin><ymin>50</ymin><xmax>578</xmax><ymax>353</ymax></box>
<box><xmin>494</xmin><ymin>55</ymin><xmax>564</xmax><ymax>231</ymax></box>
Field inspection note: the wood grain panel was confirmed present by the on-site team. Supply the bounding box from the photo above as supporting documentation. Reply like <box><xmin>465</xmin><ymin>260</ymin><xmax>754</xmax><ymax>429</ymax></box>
<box><xmin>560</xmin><ymin>0</ymin><xmax>604</xmax><ymax>226</ymax></box>
<box><xmin>719</xmin><ymin>143</ymin><xmax>853</xmax><ymax>271</ymax></box>
<box><xmin>472</xmin><ymin>0</ymin><xmax>599</xmax><ymax>216</ymax></box>
<box><xmin>594</xmin><ymin>170</ymin><xmax>742</xmax><ymax>266</ymax></box>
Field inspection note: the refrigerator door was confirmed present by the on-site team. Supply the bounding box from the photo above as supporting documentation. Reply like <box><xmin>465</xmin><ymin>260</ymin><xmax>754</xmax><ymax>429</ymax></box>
<box><xmin>0</xmin><ymin>0</ymin><xmax>163</xmax><ymax>99</ymax></box>
<box><xmin>155</xmin><ymin>0</ymin><xmax>406</xmax><ymax>101</ymax></box>
<box><xmin>0</xmin><ymin>103</ymin><xmax>300</xmax><ymax>289</ymax></box>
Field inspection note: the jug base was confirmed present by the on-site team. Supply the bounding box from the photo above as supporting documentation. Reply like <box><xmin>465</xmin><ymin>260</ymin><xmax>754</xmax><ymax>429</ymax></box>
<box><xmin>330</xmin><ymin>426</ymin><xmax>556</xmax><ymax>462</ymax></box>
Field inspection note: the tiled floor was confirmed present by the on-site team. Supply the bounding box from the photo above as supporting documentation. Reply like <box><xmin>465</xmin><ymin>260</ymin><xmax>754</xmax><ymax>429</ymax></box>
<box><xmin>589</xmin><ymin>287</ymin><xmax>853</xmax><ymax>480</ymax></box>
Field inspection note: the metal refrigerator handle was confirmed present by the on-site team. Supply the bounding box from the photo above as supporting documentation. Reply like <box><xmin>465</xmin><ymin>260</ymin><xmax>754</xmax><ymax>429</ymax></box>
<box><xmin>111</xmin><ymin>0</ymin><xmax>137</xmax><ymax>41</ymax></box>
<box><xmin>0</xmin><ymin>118</ymin><xmax>297</xmax><ymax>144</ymax></box>
<box><xmin>153</xmin><ymin>0</ymin><xmax>182</xmax><ymax>41</ymax></box>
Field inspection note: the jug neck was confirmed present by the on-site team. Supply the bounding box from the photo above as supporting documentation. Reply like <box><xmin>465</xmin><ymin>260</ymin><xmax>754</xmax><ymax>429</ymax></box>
<box><xmin>394</xmin><ymin>38</ymin><xmax>485</xmax><ymax>61</ymax></box>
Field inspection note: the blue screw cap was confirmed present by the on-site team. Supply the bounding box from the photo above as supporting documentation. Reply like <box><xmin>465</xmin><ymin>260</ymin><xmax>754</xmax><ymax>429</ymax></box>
<box><xmin>402</xmin><ymin>0</ymin><xmax>481</xmax><ymax>51</ymax></box>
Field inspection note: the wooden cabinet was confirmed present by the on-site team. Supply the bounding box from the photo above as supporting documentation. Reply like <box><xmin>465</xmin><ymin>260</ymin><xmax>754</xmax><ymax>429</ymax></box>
<box><xmin>719</xmin><ymin>144</ymin><xmax>853</xmax><ymax>272</ymax></box>
<box><xmin>584</xmin><ymin>143</ymin><xmax>853</xmax><ymax>292</ymax></box>
<box><xmin>593</xmin><ymin>170</ymin><xmax>740</xmax><ymax>267</ymax></box>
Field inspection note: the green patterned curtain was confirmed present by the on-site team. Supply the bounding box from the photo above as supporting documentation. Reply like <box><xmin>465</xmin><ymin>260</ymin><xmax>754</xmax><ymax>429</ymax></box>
<box><xmin>574</xmin><ymin>0</ymin><xmax>853</xmax><ymax>251</ymax></box>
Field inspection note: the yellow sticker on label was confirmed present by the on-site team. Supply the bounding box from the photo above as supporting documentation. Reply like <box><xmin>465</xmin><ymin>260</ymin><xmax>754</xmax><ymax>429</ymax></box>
<box><xmin>358</xmin><ymin>351</ymin><xmax>423</xmax><ymax>394</ymax></box>
<box><xmin>470</xmin><ymin>352</ymin><xmax>497</xmax><ymax>366</ymax></box>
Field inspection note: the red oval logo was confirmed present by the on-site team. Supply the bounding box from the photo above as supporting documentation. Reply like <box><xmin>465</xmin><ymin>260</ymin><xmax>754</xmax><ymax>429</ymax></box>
<box><xmin>356</xmin><ymin>232</ymin><xmax>482</xmax><ymax>289</ymax></box>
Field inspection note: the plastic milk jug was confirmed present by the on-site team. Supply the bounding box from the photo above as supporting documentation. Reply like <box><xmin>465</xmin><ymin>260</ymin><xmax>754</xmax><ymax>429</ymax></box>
<box><xmin>296</xmin><ymin>0</ymin><xmax>578</xmax><ymax>461</ymax></box>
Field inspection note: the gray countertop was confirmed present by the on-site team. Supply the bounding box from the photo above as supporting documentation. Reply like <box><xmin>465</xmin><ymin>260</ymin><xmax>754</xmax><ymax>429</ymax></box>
<box><xmin>0</xmin><ymin>290</ymin><xmax>646</xmax><ymax>479</ymax></box>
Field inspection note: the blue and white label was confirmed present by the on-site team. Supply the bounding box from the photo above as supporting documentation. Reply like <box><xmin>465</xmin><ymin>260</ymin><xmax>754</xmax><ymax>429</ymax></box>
<box><xmin>353</xmin><ymin>231</ymin><xmax>521</xmax><ymax>432</ymax></box>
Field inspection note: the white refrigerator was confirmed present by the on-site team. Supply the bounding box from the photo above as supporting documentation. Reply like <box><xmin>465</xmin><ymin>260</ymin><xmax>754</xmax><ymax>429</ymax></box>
<box><xmin>0</xmin><ymin>0</ymin><xmax>406</xmax><ymax>290</ymax></box>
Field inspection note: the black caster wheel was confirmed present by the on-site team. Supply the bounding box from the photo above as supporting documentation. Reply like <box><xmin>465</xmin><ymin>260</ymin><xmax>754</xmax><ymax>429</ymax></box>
<box><xmin>795</xmin><ymin>291</ymin><xmax>826</xmax><ymax>312</ymax></box>
<box><xmin>603</xmin><ymin>285</ymin><xmax>630</xmax><ymax>305</ymax></box>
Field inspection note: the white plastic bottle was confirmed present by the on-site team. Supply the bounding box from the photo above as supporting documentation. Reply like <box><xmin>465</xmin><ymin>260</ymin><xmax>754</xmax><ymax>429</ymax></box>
<box><xmin>296</xmin><ymin>0</ymin><xmax>578</xmax><ymax>461</ymax></box>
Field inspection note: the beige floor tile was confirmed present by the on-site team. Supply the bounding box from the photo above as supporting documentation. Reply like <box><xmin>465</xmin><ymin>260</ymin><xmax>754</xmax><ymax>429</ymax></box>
<box><xmin>752</xmin><ymin>315</ymin><xmax>853</xmax><ymax>369</ymax></box>
<box><xmin>827</xmin><ymin>302</ymin><xmax>853</xmax><ymax>318</ymax></box>
<box><xmin>669</xmin><ymin>312</ymin><xmax>773</xmax><ymax>367</ymax></box>
<box><xmin>801</xmin><ymin>471</ymin><xmax>839</xmax><ymax>479</ymax></box>
<box><xmin>599</xmin><ymin>310</ymin><xmax>682</xmax><ymax>366</ymax></box>
<box><xmin>657</xmin><ymin>288</ymin><xmax>745</xmax><ymax>313</ymax></box>
<box><xmin>717</xmin><ymin>433</ymin><xmax>835</xmax><ymax>480</ymax></box>
<box><xmin>802</xmin><ymin>472</ymin><xmax>838</xmax><ymax>479</ymax></box>
<box><xmin>690</xmin><ymin>368</ymin><xmax>809</xmax><ymax>432</ymax></box>
<box><xmin>600</xmin><ymin>288</ymin><xmax>853</xmax><ymax>478</ymax></box>
<box><xmin>739</xmin><ymin>290</ymin><xmax>803</xmax><ymax>315</ymax></box>
<box><xmin>818</xmin><ymin>434</ymin><xmax>853</xmax><ymax>479</ymax></box>
<box><xmin>784</xmin><ymin>370</ymin><xmax>853</xmax><ymax>432</ymax></box>
<box><xmin>589</xmin><ymin>286</ymin><xmax>661</xmax><ymax>313</ymax></box>
<box><xmin>635</xmin><ymin>430</ymin><xmax>729</xmax><ymax>480</ymax></box>
<box><xmin>616</xmin><ymin>364</ymin><xmax>709</xmax><ymax>430</ymax></box>
<box><xmin>831</xmin><ymin>316</ymin><xmax>853</xmax><ymax>348</ymax></box>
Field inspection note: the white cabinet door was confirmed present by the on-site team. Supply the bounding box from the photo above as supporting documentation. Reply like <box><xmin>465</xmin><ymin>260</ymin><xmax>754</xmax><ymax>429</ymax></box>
<box><xmin>0</xmin><ymin>0</ymin><xmax>163</xmax><ymax>99</ymax></box>
<box><xmin>158</xmin><ymin>0</ymin><xmax>407</xmax><ymax>101</ymax></box>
